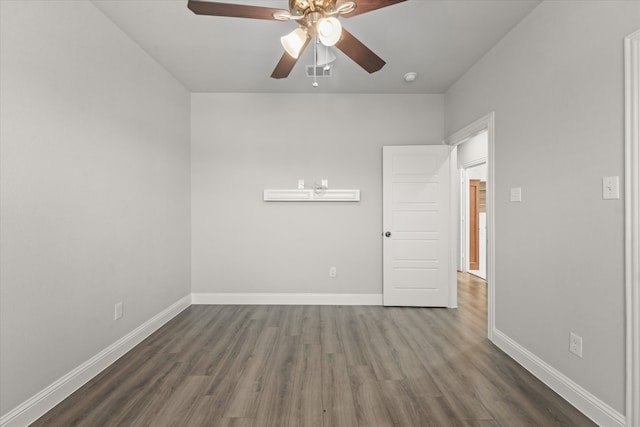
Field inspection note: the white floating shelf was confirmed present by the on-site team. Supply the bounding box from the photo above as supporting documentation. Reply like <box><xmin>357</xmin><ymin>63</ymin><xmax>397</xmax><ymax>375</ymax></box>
<box><xmin>263</xmin><ymin>189</ymin><xmax>361</xmax><ymax>202</ymax></box>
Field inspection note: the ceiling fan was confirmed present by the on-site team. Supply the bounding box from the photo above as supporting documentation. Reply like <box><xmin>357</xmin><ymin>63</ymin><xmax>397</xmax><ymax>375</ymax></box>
<box><xmin>187</xmin><ymin>0</ymin><xmax>406</xmax><ymax>79</ymax></box>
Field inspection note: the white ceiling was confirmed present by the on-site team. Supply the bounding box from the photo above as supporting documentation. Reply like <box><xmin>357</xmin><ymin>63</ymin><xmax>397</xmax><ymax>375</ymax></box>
<box><xmin>91</xmin><ymin>0</ymin><xmax>541</xmax><ymax>94</ymax></box>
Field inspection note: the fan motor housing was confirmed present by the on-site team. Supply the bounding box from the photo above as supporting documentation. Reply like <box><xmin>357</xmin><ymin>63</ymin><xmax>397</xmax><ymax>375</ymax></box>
<box><xmin>289</xmin><ymin>0</ymin><xmax>337</xmax><ymax>16</ymax></box>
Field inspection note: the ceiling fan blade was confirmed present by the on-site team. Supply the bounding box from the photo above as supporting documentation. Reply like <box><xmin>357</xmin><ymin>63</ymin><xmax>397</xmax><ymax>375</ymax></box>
<box><xmin>187</xmin><ymin>0</ymin><xmax>287</xmax><ymax>20</ymax></box>
<box><xmin>271</xmin><ymin>36</ymin><xmax>311</xmax><ymax>79</ymax></box>
<box><xmin>337</xmin><ymin>0</ymin><xmax>406</xmax><ymax>18</ymax></box>
<box><xmin>334</xmin><ymin>28</ymin><xmax>385</xmax><ymax>73</ymax></box>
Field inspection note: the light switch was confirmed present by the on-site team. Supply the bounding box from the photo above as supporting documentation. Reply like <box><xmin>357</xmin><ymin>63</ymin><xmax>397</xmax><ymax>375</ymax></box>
<box><xmin>510</xmin><ymin>187</ymin><xmax>522</xmax><ymax>202</ymax></box>
<box><xmin>602</xmin><ymin>176</ymin><xmax>620</xmax><ymax>200</ymax></box>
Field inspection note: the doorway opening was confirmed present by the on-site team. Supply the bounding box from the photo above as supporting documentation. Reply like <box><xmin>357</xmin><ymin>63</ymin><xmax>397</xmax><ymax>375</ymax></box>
<box><xmin>460</xmin><ymin>156</ymin><xmax>488</xmax><ymax>280</ymax></box>
<box><xmin>446</xmin><ymin>113</ymin><xmax>495</xmax><ymax>340</ymax></box>
<box><xmin>457</xmin><ymin>129</ymin><xmax>488</xmax><ymax>280</ymax></box>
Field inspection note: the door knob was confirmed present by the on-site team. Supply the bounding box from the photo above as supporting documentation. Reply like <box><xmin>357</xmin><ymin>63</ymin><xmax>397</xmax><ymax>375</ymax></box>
<box><xmin>385</xmin><ymin>231</ymin><xmax>391</xmax><ymax>237</ymax></box>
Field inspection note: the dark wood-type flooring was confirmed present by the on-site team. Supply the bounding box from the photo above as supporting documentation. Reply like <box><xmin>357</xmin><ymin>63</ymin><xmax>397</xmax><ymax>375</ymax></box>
<box><xmin>33</xmin><ymin>273</ymin><xmax>595</xmax><ymax>426</ymax></box>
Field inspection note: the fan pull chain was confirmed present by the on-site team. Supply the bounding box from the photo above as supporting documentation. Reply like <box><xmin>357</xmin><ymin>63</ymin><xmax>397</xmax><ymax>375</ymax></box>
<box><xmin>312</xmin><ymin>38</ymin><xmax>318</xmax><ymax>88</ymax></box>
<box><xmin>324</xmin><ymin>44</ymin><xmax>330</xmax><ymax>71</ymax></box>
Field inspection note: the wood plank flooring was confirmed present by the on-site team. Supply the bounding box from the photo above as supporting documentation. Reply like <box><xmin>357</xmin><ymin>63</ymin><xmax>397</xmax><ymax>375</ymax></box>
<box><xmin>32</xmin><ymin>273</ymin><xmax>595</xmax><ymax>426</ymax></box>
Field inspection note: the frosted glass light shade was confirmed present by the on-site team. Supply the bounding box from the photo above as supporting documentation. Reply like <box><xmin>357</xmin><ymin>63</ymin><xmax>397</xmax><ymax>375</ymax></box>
<box><xmin>317</xmin><ymin>17</ymin><xmax>342</xmax><ymax>46</ymax></box>
<box><xmin>316</xmin><ymin>45</ymin><xmax>336</xmax><ymax>66</ymax></box>
<box><xmin>281</xmin><ymin>27</ymin><xmax>307</xmax><ymax>58</ymax></box>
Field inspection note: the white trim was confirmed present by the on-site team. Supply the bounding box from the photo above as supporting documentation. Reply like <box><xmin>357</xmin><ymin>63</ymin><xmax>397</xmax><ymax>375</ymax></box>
<box><xmin>449</xmin><ymin>146</ymin><xmax>459</xmax><ymax>308</ymax></box>
<box><xmin>446</xmin><ymin>115</ymin><xmax>493</xmax><ymax>145</ymax></box>
<box><xmin>625</xmin><ymin>28</ymin><xmax>640</xmax><ymax>427</ymax></box>
<box><xmin>493</xmin><ymin>329</ymin><xmax>626</xmax><ymax>427</ymax></box>
<box><xmin>445</xmin><ymin>112</ymin><xmax>496</xmax><ymax>340</ymax></box>
<box><xmin>0</xmin><ymin>295</ymin><xmax>191</xmax><ymax>427</ymax></box>
<box><xmin>461</xmin><ymin>156</ymin><xmax>488</xmax><ymax>170</ymax></box>
<box><xmin>459</xmin><ymin>168</ymin><xmax>467</xmax><ymax>272</ymax></box>
<box><xmin>191</xmin><ymin>293</ymin><xmax>383</xmax><ymax>306</ymax></box>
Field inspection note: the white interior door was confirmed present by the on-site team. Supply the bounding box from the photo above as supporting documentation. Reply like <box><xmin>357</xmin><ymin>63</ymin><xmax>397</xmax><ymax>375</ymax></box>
<box><xmin>383</xmin><ymin>145</ymin><xmax>453</xmax><ymax>307</ymax></box>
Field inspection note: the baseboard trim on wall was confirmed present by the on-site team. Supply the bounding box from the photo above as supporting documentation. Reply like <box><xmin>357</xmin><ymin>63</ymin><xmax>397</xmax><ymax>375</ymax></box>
<box><xmin>0</xmin><ymin>295</ymin><xmax>191</xmax><ymax>427</ymax></box>
<box><xmin>191</xmin><ymin>292</ymin><xmax>383</xmax><ymax>306</ymax></box>
<box><xmin>492</xmin><ymin>328</ymin><xmax>626</xmax><ymax>427</ymax></box>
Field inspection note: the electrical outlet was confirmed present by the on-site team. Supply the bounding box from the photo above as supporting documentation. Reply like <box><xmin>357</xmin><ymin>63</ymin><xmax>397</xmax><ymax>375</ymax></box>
<box><xmin>569</xmin><ymin>332</ymin><xmax>583</xmax><ymax>358</ymax></box>
<box><xmin>114</xmin><ymin>302</ymin><xmax>123</xmax><ymax>320</ymax></box>
<box><xmin>329</xmin><ymin>267</ymin><xmax>337</xmax><ymax>278</ymax></box>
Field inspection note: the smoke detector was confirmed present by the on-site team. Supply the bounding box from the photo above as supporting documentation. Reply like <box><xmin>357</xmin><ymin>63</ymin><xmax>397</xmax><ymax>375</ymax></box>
<box><xmin>404</xmin><ymin>72</ymin><xmax>417</xmax><ymax>83</ymax></box>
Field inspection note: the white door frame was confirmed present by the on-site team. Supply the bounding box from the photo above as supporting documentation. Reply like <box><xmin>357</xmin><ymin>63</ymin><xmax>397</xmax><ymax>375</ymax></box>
<box><xmin>459</xmin><ymin>168</ymin><xmax>467</xmax><ymax>272</ymax></box>
<box><xmin>624</xmin><ymin>28</ymin><xmax>640</xmax><ymax>427</ymax></box>
<box><xmin>445</xmin><ymin>112</ymin><xmax>495</xmax><ymax>340</ymax></box>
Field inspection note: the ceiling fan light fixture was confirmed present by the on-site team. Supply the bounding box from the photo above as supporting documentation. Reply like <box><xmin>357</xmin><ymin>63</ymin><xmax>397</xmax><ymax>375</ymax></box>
<box><xmin>316</xmin><ymin>44</ymin><xmax>336</xmax><ymax>66</ymax></box>
<box><xmin>336</xmin><ymin>1</ymin><xmax>356</xmax><ymax>15</ymax></box>
<box><xmin>317</xmin><ymin>17</ymin><xmax>342</xmax><ymax>46</ymax></box>
<box><xmin>281</xmin><ymin>27</ymin><xmax>308</xmax><ymax>58</ymax></box>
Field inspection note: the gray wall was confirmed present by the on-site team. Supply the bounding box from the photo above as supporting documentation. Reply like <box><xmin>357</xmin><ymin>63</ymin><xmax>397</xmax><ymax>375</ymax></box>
<box><xmin>445</xmin><ymin>1</ymin><xmax>640</xmax><ymax>412</ymax></box>
<box><xmin>4</xmin><ymin>0</ymin><xmax>634</xmax><ymax>420</ymax></box>
<box><xmin>0</xmin><ymin>1</ymin><xmax>191</xmax><ymax>415</ymax></box>
<box><xmin>191</xmin><ymin>93</ymin><xmax>443</xmax><ymax>295</ymax></box>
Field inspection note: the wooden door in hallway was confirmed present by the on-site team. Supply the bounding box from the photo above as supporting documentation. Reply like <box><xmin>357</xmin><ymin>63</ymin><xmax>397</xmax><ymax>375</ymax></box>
<box><xmin>469</xmin><ymin>179</ymin><xmax>480</xmax><ymax>270</ymax></box>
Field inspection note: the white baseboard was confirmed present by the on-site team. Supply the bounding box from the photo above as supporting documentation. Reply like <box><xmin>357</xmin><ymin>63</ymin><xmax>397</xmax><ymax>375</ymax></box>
<box><xmin>0</xmin><ymin>295</ymin><xmax>191</xmax><ymax>427</ymax></box>
<box><xmin>492</xmin><ymin>328</ymin><xmax>626</xmax><ymax>427</ymax></box>
<box><xmin>191</xmin><ymin>292</ymin><xmax>383</xmax><ymax>306</ymax></box>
